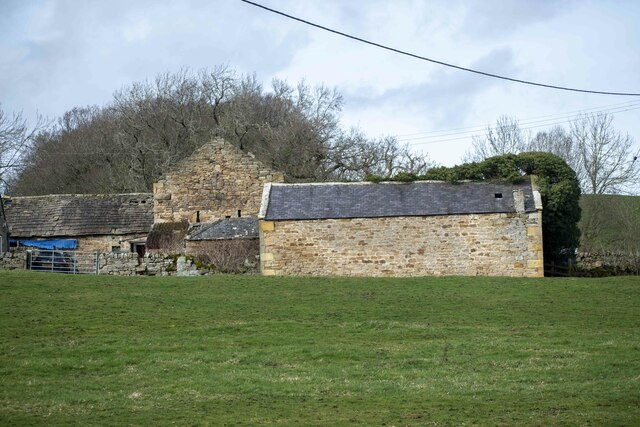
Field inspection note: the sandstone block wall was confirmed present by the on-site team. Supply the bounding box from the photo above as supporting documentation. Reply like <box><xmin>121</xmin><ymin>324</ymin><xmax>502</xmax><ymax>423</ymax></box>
<box><xmin>260</xmin><ymin>212</ymin><xmax>544</xmax><ymax>277</ymax></box>
<box><xmin>75</xmin><ymin>234</ymin><xmax>148</xmax><ymax>253</ymax></box>
<box><xmin>153</xmin><ymin>139</ymin><xmax>284</xmax><ymax>224</ymax></box>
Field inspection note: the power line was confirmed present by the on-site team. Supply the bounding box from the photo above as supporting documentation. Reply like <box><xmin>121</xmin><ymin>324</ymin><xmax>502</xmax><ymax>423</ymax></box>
<box><xmin>394</xmin><ymin>99</ymin><xmax>640</xmax><ymax>138</ymax></box>
<box><xmin>240</xmin><ymin>0</ymin><xmax>640</xmax><ymax>97</ymax></box>
<box><xmin>396</xmin><ymin>102</ymin><xmax>640</xmax><ymax>143</ymax></box>
<box><xmin>403</xmin><ymin>104</ymin><xmax>640</xmax><ymax>146</ymax></box>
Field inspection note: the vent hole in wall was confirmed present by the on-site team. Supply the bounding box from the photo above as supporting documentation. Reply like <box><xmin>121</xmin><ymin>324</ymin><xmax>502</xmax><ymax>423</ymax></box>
<box><xmin>494</xmin><ymin>193</ymin><xmax>503</xmax><ymax>199</ymax></box>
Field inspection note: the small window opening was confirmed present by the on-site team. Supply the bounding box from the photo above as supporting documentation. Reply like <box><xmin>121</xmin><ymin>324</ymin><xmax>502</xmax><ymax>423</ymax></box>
<box><xmin>196</xmin><ymin>211</ymin><xmax>200</xmax><ymax>223</ymax></box>
<box><xmin>494</xmin><ymin>193</ymin><xmax>503</xmax><ymax>199</ymax></box>
<box><xmin>237</xmin><ymin>209</ymin><xmax>242</xmax><ymax>217</ymax></box>
<box><xmin>225</xmin><ymin>215</ymin><xmax>231</xmax><ymax>219</ymax></box>
<box><xmin>111</xmin><ymin>245</ymin><xmax>121</xmax><ymax>253</ymax></box>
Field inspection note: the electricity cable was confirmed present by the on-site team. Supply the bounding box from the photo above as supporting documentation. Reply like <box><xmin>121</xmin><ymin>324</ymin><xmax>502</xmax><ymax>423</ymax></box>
<box><xmin>394</xmin><ymin>99</ymin><xmax>640</xmax><ymax>138</ymax></box>
<box><xmin>240</xmin><ymin>0</ymin><xmax>640</xmax><ymax>96</ymax></box>
<box><xmin>403</xmin><ymin>104</ymin><xmax>640</xmax><ymax>146</ymax></box>
<box><xmin>397</xmin><ymin>102</ymin><xmax>640</xmax><ymax>143</ymax></box>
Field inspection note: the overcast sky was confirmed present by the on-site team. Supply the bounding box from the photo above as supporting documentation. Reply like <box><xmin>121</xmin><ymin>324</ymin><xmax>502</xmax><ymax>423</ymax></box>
<box><xmin>1</xmin><ymin>0</ymin><xmax>639</xmax><ymax>169</ymax></box>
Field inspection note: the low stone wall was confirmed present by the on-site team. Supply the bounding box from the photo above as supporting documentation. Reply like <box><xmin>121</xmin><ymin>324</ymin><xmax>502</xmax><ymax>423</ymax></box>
<box><xmin>0</xmin><ymin>251</ymin><xmax>219</xmax><ymax>276</ymax></box>
<box><xmin>0</xmin><ymin>252</ymin><xmax>27</xmax><ymax>270</ymax></box>
<box><xmin>577</xmin><ymin>251</ymin><xmax>640</xmax><ymax>274</ymax></box>
<box><xmin>98</xmin><ymin>253</ymin><xmax>174</xmax><ymax>276</ymax></box>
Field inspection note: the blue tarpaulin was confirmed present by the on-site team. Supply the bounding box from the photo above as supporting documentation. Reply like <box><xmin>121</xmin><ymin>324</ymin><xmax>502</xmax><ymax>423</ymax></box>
<box><xmin>12</xmin><ymin>239</ymin><xmax>78</xmax><ymax>250</ymax></box>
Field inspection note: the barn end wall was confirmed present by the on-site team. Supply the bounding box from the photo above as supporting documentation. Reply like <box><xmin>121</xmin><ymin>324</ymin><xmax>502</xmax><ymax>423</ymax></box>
<box><xmin>153</xmin><ymin>139</ymin><xmax>284</xmax><ymax>224</ymax></box>
<box><xmin>260</xmin><ymin>211</ymin><xmax>544</xmax><ymax>277</ymax></box>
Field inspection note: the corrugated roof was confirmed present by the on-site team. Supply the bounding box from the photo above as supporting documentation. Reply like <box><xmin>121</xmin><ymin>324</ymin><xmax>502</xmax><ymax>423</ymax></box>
<box><xmin>187</xmin><ymin>217</ymin><xmax>258</xmax><ymax>241</ymax></box>
<box><xmin>4</xmin><ymin>193</ymin><xmax>153</xmax><ymax>237</ymax></box>
<box><xmin>263</xmin><ymin>180</ymin><xmax>537</xmax><ymax>221</ymax></box>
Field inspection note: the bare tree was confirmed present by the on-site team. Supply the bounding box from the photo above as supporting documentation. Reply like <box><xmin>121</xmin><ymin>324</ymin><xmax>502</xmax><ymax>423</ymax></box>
<box><xmin>0</xmin><ymin>104</ymin><xmax>48</xmax><ymax>192</ymax></box>
<box><xmin>328</xmin><ymin>130</ymin><xmax>435</xmax><ymax>180</ymax></box>
<box><xmin>571</xmin><ymin>113</ymin><xmax>639</xmax><ymax>194</ymax></box>
<box><xmin>464</xmin><ymin>115</ymin><xmax>529</xmax><ymax>162</ymax></box>
<box><xmin>9</xmin><ymin>66</ymin><xmax>436</xmax><ymax>194</ymax></box>
<box><xmin>529</xmin><ymin>126</ymin><xmax>585</xmax><ymax>185</ymax></box>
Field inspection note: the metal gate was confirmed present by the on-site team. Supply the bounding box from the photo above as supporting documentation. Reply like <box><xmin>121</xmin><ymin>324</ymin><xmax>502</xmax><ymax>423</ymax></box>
<box><xmin>27</xmin><ymin>250</ymin><xmax>99</xmax><ymax>274</ymax></box>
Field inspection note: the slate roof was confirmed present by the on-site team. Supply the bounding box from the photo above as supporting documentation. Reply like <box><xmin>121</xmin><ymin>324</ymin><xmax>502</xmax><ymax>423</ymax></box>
<box><xmin>187</xmin><ymin>217</ymin><xmax>258</xmax><ymax>241</ymax></box>
<box><xmin>262</xmin><ymin>180</ymin><xmax>538</xmax><ymax>221</ymax></box>
<box><xmin>4</xmin><ymin>193</ymin><xmax>153</xmax><ymax>237</ymax></box>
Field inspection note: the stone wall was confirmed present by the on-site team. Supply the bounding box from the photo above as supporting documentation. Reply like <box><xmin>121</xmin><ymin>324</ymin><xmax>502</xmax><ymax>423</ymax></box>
<box><xmin>260</xmin><ymin>211</ymin><xmax>544</xmax><ymax>277</ymax></box>
<box><xmin>0</xmin><ymin>252</ymin><xmax>26</xmax><ymax>270</ymax></box>
<box><xmin>153</xmin><ymin>139</ymin><xmax>284</xmax><ymax>224</ymax></box>
<box><xmin>76</xmin><ymin>234</ymin><xmax>148</xmax><ymax>253</ymax></box>
<box><xmin>98</xmin><ymin>253</ymin><xmax>233</xmax><ymax>276</ymax></box>
<box><xmin>98</xmin><ymin>253</ymin><xmax>175</xmax><ymax>276</ymax></box>
<box><xmin>0</xmin><ymin>251</ymin><xmax>211</xmax><ymax>276</ymax></box>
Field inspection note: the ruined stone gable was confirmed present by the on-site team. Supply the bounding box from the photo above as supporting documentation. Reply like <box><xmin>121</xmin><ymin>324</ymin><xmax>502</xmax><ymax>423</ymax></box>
<box><xmin>153</xmin><ymin>138</ymin><xmax>284</xmax><ymax>224</ymax></box>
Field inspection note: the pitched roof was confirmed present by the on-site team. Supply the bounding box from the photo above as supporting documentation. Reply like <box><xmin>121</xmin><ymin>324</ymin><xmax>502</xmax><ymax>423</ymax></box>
<box><xmin>261</xmin><ymin>180</ymin><xmax>538</xmax><ymax>221</ymax></box>
<box><xmin>4</xmin><ymin>193</ymin><xmax>153</xmax><ymax>237</ymax></box>
<box><xmin>187</xmin><ymin>217</ymin><xmax>258</xmax><ymax>241</ymax></box>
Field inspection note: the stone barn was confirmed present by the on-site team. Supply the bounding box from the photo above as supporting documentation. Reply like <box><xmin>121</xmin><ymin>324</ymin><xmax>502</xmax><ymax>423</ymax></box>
<box><xmin>258</xmin><ymin>179</ymin><xmax>544</xmax><ymax>277</ymax></box>
<box><xmin>3</xmin><ymin>193</ymin><xmax>153</xmax><ymax>253</ymax></box>
<box><xmin>185</xmin><ymin>217</ymin><xmax>260</xmax><ymax>272</ymax></box>
<box><xmin>153</xmin><ymin>138</ymin><xmax>284</xmax><ymax>224</ymax></box>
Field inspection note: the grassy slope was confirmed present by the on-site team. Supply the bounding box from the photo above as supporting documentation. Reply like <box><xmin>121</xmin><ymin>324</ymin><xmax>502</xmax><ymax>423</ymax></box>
<box><xmin>1</xmin><ymin>271</ymin><xmax>639</xmax><ymax>426</ymax></box>
<box><xmin>579</xmin><ymin>194</ymin><xmax>640</xmax><ymax>251</ymax></box>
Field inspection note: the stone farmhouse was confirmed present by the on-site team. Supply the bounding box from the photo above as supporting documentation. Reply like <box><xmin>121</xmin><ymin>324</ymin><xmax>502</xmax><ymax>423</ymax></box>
<box><xmin>258</xmin><ymin>180</ymin><xmax>544</xmax><ymax>277</ymax></box>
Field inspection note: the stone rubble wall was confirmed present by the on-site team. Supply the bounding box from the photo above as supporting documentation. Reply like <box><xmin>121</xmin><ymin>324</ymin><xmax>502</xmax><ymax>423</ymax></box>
<box><xmin>260</xmin><ymin>211</ymin><xmax>544</xmax><ymax>277</ymax></box>
<box><xmin>153</xmin><ymin>139</ymin><xmax>284</xmax><ymax>224</ymax></box>
<box><xmin>98</xmin><ymin>253</ymin><xmax>219</xmax><ymax>276</ymax></box>
<box><xmin>98</xmin><ymin>253</ymin><xmax>174</xmax><ymax>276</ymax></box>
<box><xmin>0</xmin><ymin>252</ymin><xmax>218</xmax><ymax>276</ymax></box>
<box><xmin>0</xmin><ymin>251</ymin><xmax>26</xmax><ymax>270</ymax></box>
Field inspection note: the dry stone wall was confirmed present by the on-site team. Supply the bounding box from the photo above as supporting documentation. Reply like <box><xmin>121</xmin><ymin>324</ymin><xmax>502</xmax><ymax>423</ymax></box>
<box><xmin>260</xmin><ymin>212</ymin><xmax>544</xmax><ymax>277</ymax></box>
<box><xmin>153</xmin><ymin>139</ymin><xmax>284</xmax><ymax>224</ymax></box>
<box><xmin>0</xmin><ymin>252</ymin><xmax>26</xmax><ymax>270</ymax></box>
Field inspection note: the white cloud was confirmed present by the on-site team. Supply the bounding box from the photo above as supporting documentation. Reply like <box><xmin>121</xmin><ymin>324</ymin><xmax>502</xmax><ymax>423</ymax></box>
<box><xmin>0</xmin><ymin>0</ymin><xmax>637</xmax><ymax>176</ymax></box>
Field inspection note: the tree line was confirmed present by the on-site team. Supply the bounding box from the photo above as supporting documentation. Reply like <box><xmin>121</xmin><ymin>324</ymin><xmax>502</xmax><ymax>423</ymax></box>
<box><xmin>0</xmin><ymin>67</ymin><xmax>433</xmax><ymax>195</ymax></box>
<box><xmin>2</xmin><ymin>66</ymin><xmax>637</xmax><ymax>196</ymax></box>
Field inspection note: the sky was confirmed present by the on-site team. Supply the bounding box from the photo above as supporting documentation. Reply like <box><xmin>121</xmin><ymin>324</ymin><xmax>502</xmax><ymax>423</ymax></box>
<box><xmin>1</xmin><ymin>0</ymin><xmax>639</xmax><ymax>170</ymax></box>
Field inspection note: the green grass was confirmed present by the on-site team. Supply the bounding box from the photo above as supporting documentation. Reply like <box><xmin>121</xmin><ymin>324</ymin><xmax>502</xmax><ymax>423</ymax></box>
<box><xmin>1</xmin><ymin>271</ymin><xmax>639</xmax><ymax>426</ymax></box>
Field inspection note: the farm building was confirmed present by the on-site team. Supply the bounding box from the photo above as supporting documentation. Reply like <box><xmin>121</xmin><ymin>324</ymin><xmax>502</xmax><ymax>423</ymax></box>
<box><xmin>258</xmin><ymin>179</ymin><xmax>544</xmax><ymax>277</ymax></box>
<box><xmin>1</xmin><ymin>138</ymin><xmax>283</xmax><ymax>259</ymax></box>
<box><xmin>3</xmin><ymin>193</ymin><xmax>153</xmax><ymax>254</ymax></box>
<box><xmin>185</xmin><ymin>217</ymin><xmax>260</xmax><ymax>271</ymax></box>
<box><xmin>153</xmin><ymin>138</ymin><xmax>284</xmax><ymax>224</ymax></box>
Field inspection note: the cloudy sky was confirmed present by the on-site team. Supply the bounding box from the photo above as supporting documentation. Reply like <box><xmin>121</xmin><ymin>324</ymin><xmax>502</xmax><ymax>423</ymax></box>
<box><xmin>1</xmin><ymin>0</ymin><xmax>639</xmax><ymax>167</ymax></box>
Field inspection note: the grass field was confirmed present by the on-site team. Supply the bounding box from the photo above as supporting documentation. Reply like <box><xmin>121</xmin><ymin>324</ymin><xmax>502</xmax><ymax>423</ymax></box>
<box><xmin>1</xmin><ymin>271</ymin><xmax>639</xmax><ymax>425</ymax></box>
